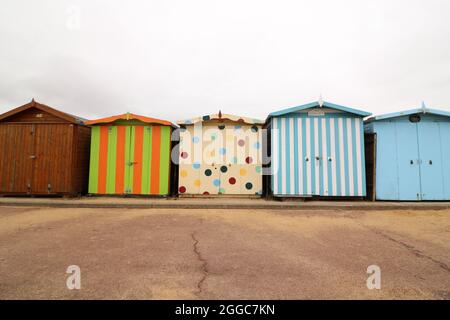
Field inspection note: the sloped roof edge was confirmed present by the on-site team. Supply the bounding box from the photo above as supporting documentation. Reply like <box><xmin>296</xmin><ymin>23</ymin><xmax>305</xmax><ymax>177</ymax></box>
<box><xmin>267</xmin><ymin>100</ymin><xmax>372</xmax><ymax>118</ymax></box>
<box><xmin>0</xmin><ymin>99</ymin><xmax>87</xmax><ymax>124</ymax></box>
<box><xmin>85</xmin><ymin>113</ymin><xmax>176</xmax><ymax>127</ymax></box>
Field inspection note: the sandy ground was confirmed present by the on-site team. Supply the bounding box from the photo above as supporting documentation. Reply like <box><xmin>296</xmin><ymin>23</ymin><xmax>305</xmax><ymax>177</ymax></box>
<box><xmin>0</xmin><ymin>206</ymin><xmax>449</xmax><ymax>299</ymax></box>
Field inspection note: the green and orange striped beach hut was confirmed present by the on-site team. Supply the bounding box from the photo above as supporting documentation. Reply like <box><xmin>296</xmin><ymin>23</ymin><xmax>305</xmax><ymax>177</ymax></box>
<box><xmin>86</xmin><ymin>113</ymin><xmax>176</xmax><ymax>196</ymax></box>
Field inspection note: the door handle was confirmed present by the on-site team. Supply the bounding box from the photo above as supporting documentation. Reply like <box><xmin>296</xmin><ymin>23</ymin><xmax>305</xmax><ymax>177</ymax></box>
<box><xmin>429</xmin><ymin>160</ymin><xmax>432</xmax><ymax>165</ymax></box>
<box><xmin>410</xmin><ymin>160</ymin><xmax>413</xmax><ymax>165</ymax></box>
<box><xmin>30</xmin><ymin>155</ymin><xmax>36</xmax><ymax>159</ymax></box>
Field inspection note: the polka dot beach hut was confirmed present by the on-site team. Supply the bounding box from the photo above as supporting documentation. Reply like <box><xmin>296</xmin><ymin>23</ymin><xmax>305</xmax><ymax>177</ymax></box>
<box><xmin>177</xmin><ymin>111</ymin><xmax>264</xmax><ymax>196</ymax></box>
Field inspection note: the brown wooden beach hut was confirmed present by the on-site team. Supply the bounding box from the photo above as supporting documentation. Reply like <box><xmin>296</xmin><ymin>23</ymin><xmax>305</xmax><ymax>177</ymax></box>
<box><xmin>0</xmin><ymin>99</ymin><xmax>91</xmax><ymax>196</ymax></box>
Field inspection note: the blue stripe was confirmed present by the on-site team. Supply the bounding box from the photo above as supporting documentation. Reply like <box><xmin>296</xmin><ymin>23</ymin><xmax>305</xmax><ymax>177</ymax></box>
<box><xmin>277</xmin><ymin>117</ymin><xmax>282</xmax><ymax>194</ymax></box>
<box><xmin>334</xmin><ymin>117</ymin><xmax>341</xmax><ymax>196</ymax></box>
<box><xmin>359</xmin><ymin>118</ymin><xmax>367</xmax><ymax>196</ymax></box>
<box><xmin>343</xmin><ymin>118</ymin><xmax>350</xmax><ymax>196</ymax></box>
<box><xmin>285</xmin><ymin>118</ymin><xmax>291</xmax><ymax>194</ymax></box>
<box><xmin>310</xmin><ymin>118</ymin><xmax>316</xmax><ymax>195</ymax></box>
<box><xmin>318</xmin><ymin>119</ymin><xmax>323</xmax><ymax>195</ymax></box>
<box><xmin>351</xmin><ymin>118</ymin><xmax>358</xmax><ymax>196</ymax></box>
<box><xmin>293</xmin><ymin>118</ymin><xmax>299</xmax><ymax>194</ymax></box>
<box><xmin>302</xmin><ymin>117</ymin><xmax>307</xmax><ymax>195</ymax></box>
<box><xmin>270</xmin><ymin>118</ymin><xmax>275</xmax><ymax>193</ymax></box>
<box><xmin>326</xmin><ymin>118</ymin><xmax>332</xmax><ymax>195</ymax></box>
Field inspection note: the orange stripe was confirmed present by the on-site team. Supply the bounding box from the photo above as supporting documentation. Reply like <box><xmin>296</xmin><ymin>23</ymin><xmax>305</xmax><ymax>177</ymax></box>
<box><xmin>150</xmin><ymin>126</ymin><xmax>161</xmax><ymax>194</ymax></box>
<box><xmin>98</xmin><ymin>126</ymin><xmax>109</xmax><ymax>194</ymax></box>
<box><xmin>115</xmin><ymin>126</ymin><xmax>126</xmax><ymax>193</ymax></box>
<box><xmin>133</xmin><ymin>126</ymin><xmax>144</xmax><ymax>194</ymax></box>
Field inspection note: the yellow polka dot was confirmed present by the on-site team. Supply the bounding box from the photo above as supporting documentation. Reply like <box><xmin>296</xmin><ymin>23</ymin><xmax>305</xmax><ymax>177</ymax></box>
<box><xmin>180</xmin><ymin>170</ymin><xmax>188</xmax><ymax>177</ymax></box>
<box><xmin>194</xmin><ymin>179</ymin><xmax>201</xmax><ymax>187</ymax></box>
<box><xmin>240</xmin><ymin>168</ymin><xmax>247</xmax><ymax>176</ymax></box>
<box><xmin>210</xmin><ymin>150</ymin><xmax>215</xmax><ymax>157</ymax></box>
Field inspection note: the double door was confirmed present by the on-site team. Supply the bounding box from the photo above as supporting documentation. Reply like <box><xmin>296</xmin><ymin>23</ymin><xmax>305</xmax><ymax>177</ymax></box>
<box><xmin>89</xmin><ymin>125</ymin><xmax>171</xmax><ymax>195</ymax></box>
<box><xmin>0</xmin><ymin>124</ymin><xmax>73</xmax><ymax>194</ymax></box>
<box><xmin>396</xmin><ymin>120</ymin><xmax>445</xmax><ymax>200</ymax></box>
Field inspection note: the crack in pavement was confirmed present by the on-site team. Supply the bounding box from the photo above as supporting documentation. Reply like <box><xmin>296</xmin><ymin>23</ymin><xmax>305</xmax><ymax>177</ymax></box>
<box><xmin>191</xmin><ymin>231</ymin><xmax>209</xmax><ymax>295</ymax></box>
<box><xmin>357</xmin><ymin>221</ymin><xmax>450</xmax><ymax>273</ymax></box>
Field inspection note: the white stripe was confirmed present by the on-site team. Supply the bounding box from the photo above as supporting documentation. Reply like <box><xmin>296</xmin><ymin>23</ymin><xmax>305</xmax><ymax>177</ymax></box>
<box><xmin>321</xmin><ymin>118</ymin><xmax>328</xmax><ymax>195</ymax></box>
<box><xmin>330</xmin><ymin>118</ymin><xmax>337</xmax><ymax>196</ymax></box>
<box><xmin>355</xmin><ymin>118</ymin><xmax>363</xmax><ymax>196</ymax></box>
<box><xmin>347</xmin><ymin>118</ymin><xmax>354</xmax><ymax>196</ymax></box>
<box><xmin>314</xmin><ymin>118</ymin><xmax>319</xmax><ymax>195</ymax></box>
<box><xmin>272</xmin><ymin>119</ymin><xmax>278</xmax><ymax>194</ymax></box>
<box><xmin>306</xmin><ymin>118</ymin><xmax>311</xmax><ymax>194</ymax></box>
<box><xmin>297</xmin><ymin>118</ymin><xmax>303</xmax><ymax>195</ymax></box>
<box><xmin>338</xmin><ymin>118</ymin><xmax>346</xmax><ymax>196</ymax></box>
<box><xmin>280</xmin><ymin>118</ymin><xmax>286</xmax><ymax>195</ymax></box>
<box><xmin>289</xmin><ymin>118</ymin><xmax>295</xmax><ymax>194</ymax></box>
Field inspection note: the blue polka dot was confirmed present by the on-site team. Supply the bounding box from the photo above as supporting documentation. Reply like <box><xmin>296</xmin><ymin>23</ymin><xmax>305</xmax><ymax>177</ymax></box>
<box><xmin>254</xmin><ymin>142</ymin><xmax>261</xmax><ymax>149</ymax></box>
<box><xmin>232</xmin><ymin>156</ymin><xmax>238</xmax><ymax>164</ymax></box>
<box><xmin>219</xmin><ymin>148</ymin><xmax>226</xmax><ymax>155</ymax></box>
<box><xmin>213</xmin><ymin>179</ymin><xmax>220</xmax><ymax>187</ymax></box>
<box><xmin>234</xmin><ymin>125</ymin><xmax>242</xmax><ymax>130</ymax></box>
<box><xmin>192</xmin><ymin>136</ymin><xmax>200</xmax><ymax>143</ymax></box>
<box><xmin>256</xmin><ymin>166</ymin><xmax>262</xmax><ymax>173</ymax></box>
<box><xmin>193</xmin><ymin>162</ymin><xmax>201</xmax><ymax>169</ymax></box>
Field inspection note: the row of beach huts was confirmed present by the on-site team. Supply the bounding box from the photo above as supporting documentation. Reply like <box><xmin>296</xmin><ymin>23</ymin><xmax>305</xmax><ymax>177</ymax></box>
<box><xmin>0</xmin><ymin>99</ymin><xmax>449</xmax><ymax>201</ymax></box>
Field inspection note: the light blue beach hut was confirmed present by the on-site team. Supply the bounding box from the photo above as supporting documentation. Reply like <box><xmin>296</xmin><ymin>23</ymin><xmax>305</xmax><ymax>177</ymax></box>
<box><xmin>364</xmin><ymin>104</ymin><xmax>450</xmax><ymax>201</ymax></box>
<box><xmin>266</xmin><ymin>100</ymin><xmax>371</xmax><ymax>198</ymax></box>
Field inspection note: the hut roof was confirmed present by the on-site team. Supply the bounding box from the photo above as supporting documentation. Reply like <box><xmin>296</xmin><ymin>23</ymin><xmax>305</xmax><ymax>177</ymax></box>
<box><xmin>177</xmin><ymin>112</ymin><xmax>264</xmax><ymax>125</ymax></box>
<box><xmin>0</xmin><ymin>99</ymin><xmax>87</xmax><ymax>124</ymax></box>
<box><xmin>365</xmin><ymin>103</ymin><xmax>450</xmax><ymax>123</ymax></box>
<box><xmin>85</xmin><ymin>113</ymin><xmax>175</xmax><ymax>127</ymax></box>
<box><xmin>267</xmin><ymin>100</ymin><xmax>371</xmax><ymax>119</ymax></box>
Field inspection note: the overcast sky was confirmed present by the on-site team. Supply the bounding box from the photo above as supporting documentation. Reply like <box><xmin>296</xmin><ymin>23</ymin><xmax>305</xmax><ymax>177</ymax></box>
<box><xmin>1</xmin><ymin>0</ymin><xmax>449</xmax><ymax>122</ymax></box>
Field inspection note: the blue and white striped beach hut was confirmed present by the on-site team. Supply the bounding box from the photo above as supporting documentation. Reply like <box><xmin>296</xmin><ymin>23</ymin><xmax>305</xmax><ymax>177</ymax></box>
<box><xmin>266</xmin><ymin>100</ymin><xmax>371</xmax><ymax>197</ymax></box>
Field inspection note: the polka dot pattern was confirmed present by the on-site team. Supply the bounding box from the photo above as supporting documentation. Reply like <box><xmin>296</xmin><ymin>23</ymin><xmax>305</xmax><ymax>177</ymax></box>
<box><xmin>178</xmin><ymin>123</ymin><xmax>262</xmax><ymax>195</ymax></box>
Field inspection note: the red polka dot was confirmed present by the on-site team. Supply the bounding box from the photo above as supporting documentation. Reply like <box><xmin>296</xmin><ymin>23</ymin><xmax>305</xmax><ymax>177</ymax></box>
<box><xmin>203</xmin><ymin>191</ymin><xmax>210</xmax><ymax>195</ymax></box>
<box><xmin>179</xmin><ymin>186</ymin><xmax>186</xmax><ymax>193</ymax></box>
<box><xmin>245</xmin><ymin>156</ymin><xmax>253</xmax><ymax>164</ymax></box>
<box><xmin>229</xmin><ymin>177</ymin><xmax>236</xmax><ymax>185</ymax></box>
<box><xmin>181</xmin><ymin>152</ymin><xmax>188</xmax><ymax>159</ymax></box>
<box><xmin>238</xmin><ymin>139</ymin><xmax>245</xmax><ymax>146</ymax></box>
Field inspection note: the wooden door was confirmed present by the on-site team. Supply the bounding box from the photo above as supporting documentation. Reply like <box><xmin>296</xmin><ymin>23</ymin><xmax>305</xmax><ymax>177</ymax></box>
<box><xmin>32</xmin><ymin>124</ymin><xmax>73</xmax><ymax>194</ymax></box>
<box><xmin>0</xmin><ymin>124</ymin><xmax>35</xmax><ymax>193</ymax></box>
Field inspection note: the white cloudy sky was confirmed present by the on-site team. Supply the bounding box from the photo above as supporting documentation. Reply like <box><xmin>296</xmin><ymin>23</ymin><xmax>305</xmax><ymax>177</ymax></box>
<box><xmin>1</xmin><ymin>0</ymin><xmax>449</xmax><ymax>122</ymax></box>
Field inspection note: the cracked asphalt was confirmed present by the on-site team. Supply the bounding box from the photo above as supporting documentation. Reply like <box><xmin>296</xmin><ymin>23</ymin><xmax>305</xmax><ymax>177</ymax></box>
<box><xmin>0</xmin><ymin>206</ymin><xmax>449</xmax><ymax>299</ymax></box>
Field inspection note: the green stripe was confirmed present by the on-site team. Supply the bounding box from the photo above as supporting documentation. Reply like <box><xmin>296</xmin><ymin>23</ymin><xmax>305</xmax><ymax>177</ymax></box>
<box><xmin>88</xmin><ymin>126</ymin><xmax>100</xmax><ymax>193</ymax></box>
<box><xmin>124</xmin><ymin>126</ymin><xmax>132</xmax><ymax>193</ymax></box>
<box><xmin>128</xmin><ymin>126</ymin><xmax>136</xmax><ymax>193</ymax></box>
<box><xmin>106</xmin><ymin>126</ymin><xmax>117</xmax><ymax>194</ymax></box>
<box><xmin>159</xmin><ymin>126</ymin><xmax>171</xmax><ymax>195</ymax></box>
<box><xmin>141</xmin><ymin>126</ymin><xmax>152</xmax><ymax>194</ymax></box>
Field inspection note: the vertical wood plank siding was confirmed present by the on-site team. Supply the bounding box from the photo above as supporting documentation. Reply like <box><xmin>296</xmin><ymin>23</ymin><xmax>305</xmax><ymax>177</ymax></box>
<box><xmin>271</xmin><ymin>115</ymin><xmax>366</xmax><ymax>197</ymax></box>
<box><xmin>88</xmin><ymin>125</ymin><xmax>171</xmax><ymax>195</ymax></box>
